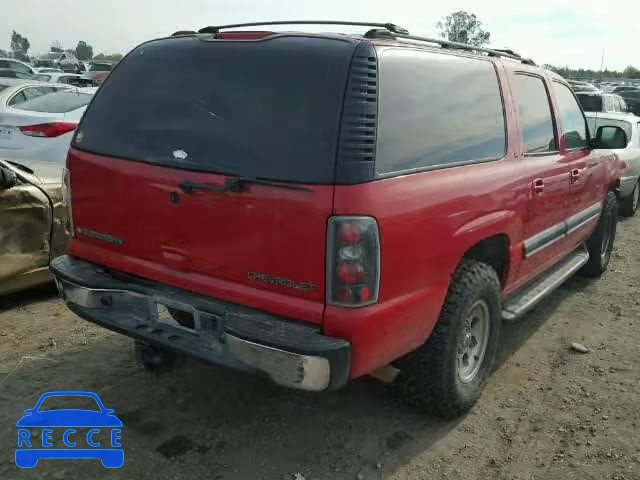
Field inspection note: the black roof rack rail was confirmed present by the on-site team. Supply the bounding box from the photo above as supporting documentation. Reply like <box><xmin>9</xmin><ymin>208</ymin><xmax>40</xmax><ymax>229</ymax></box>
<box><xmin>198</xmin><ymin>20</ymin><xmax>409</xmax><ymax>35</ymax></box>
<box><xmin>364</xmin><ymin>30</ymin><xmax>536</xmax><ymax>66</ymax></box>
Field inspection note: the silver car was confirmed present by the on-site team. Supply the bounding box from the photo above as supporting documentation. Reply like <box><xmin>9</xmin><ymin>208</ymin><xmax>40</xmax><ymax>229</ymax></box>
<box><xmin>587</xmin><ymin>112</ymin><xmax>640</xmax><ymax>216</ymax></box>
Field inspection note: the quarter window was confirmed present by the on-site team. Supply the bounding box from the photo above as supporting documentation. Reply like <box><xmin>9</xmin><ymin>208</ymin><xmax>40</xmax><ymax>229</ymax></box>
<box><xmin>376</xmin><ymin>49</ymin><xmax>506</xmax><ymax>174</ymax></box>
<box><xmin>511</xmin><ymin>74</ymin><xmax>556</xmax><ymax>154</ymax></box>
<box><xmin>552</xmin><ymin>82</ymin><xmax>588</xmax><ymax>150</ymax></box>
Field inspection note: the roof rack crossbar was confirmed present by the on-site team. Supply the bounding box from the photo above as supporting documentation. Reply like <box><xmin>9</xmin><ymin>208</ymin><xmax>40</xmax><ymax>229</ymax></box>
<box><xmin>198</xmin><ymin>20</ymin><xmax>409</xmax><ymax>35</ymax></box>
<box><xmin>367</xmin><ymin>31</ymin><xmax>536</xmax><ymax>66</ymax></box>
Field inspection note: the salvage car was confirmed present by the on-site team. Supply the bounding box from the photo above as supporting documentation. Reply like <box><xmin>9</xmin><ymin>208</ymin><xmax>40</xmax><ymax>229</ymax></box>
<box><xmin>80</xmin><ymin>62</ymin><xmax>115</xmax><ymax>86</ymax></box>
<box><xmin>0</xmin><ymin>158</ymin><xmax>67</xmax><ymax>295</ymax></box>
<box><xmin>577</xmin><ymin>92</ymin><xmax>628</xmax><ymax>114</ymax></box>
<box><xmin>34</xmin><ymin>52</ymin><xmax>81</xmax><ymax>73</ymax></box>
<box><xmin>587</xmin><ymin>113</ymin><xmax>640</xmax><ymax>216</ymax></box>
<box><xmin>51</xmin><ymin>22</ymin><xmax>625</xmax><ymax>418</ymax></box>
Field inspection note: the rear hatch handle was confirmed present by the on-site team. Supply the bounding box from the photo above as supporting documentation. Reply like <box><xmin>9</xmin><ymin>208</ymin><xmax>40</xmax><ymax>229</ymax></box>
<box><xmin>179</xmin><ymin>177</ymin><xmax>313</xmax><ymax>194</ymax></box>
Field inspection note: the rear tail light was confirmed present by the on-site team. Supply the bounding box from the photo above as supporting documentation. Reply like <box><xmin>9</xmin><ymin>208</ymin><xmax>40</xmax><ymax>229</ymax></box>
<box><xmin>61</xmin><ymin>167</ymin><xmax>74</xmax><ymax>237</ymax></box>
<box><xmin>19</xmin><ymin>123</ymin><xmax>77</xmax><ymax>138</ymax></box>
<box><xmin>327</xmin><ymin>216</ymin><xmax>380</xmax><ymax>307</ymax></box>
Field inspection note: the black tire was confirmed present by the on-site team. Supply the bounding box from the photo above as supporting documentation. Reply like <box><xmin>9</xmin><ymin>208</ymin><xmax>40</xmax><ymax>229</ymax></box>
<box><xmin>393</xmin><ymin>259</ymin><xmax>502</xmax><ymax>418</ymax></box>
<box><xmin>134</xmin><ymin>341</ymin><xmax>175</xmax><ymax>373</ymax></box>
<box><xmin>582</xmin><ymin>191</ymin><xmax>617</xmax><ymax>277</ymax></box>
<box><xmin>619</xmin><ymin>181</ymin><xmax>639</xmax><ymax>218</ymax></box>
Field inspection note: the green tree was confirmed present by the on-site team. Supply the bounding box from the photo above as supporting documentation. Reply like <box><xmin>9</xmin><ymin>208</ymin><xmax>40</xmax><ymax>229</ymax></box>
<box><xmin>623</xmin><ymin>65</ymin><xmax>640</xmax><ymax>79</ymax></box>
<box><xmin>437</xmin><ymin>11</ymin><xmax>490</xmax><ymax>47</ymax></box>
<box><xmin>10</xmin><ymin>31</ymin><xmax>30</xmax><ymax>56</ymax></box>
<box><xmin>75</xmin><ymin>41</ymin><xmax>93</xmax><ymax>61</ymax></box>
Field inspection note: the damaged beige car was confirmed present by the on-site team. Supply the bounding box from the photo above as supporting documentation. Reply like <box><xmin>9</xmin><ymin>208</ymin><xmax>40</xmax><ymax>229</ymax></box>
<box><xmin>0</xmin><ymin>159</ymin><xmax>68</xmax><ymax>295</ymax></box>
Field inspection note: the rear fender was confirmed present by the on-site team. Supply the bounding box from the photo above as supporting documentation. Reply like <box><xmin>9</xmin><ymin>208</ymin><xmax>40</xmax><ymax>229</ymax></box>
<box><xmin>451</xmin><ymin>209</ymin><xmax>522</xmax><ymax>287</ymax></box>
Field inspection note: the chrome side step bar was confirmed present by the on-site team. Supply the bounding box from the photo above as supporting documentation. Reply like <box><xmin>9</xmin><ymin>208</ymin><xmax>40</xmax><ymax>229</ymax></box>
<box><xmin>502</xmin><ymin>245</ymin><xmax>589</xmax><ymax>320</ymax></box>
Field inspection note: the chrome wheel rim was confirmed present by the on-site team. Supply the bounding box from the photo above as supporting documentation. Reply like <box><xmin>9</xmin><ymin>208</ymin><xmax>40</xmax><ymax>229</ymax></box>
<box><xmin>457</xmin><ymin>299</ymin><xmax>490</xmax><ymax>384</ymax></box>
<box><xmin>601</xmin><ymin>212</ymin><xmax>613</xmax><ymax>263</ymax></box>
<box><xmin>633</xmin><ymin>185</ymin><xmax>639</xmax><ymax>212</ymax></box>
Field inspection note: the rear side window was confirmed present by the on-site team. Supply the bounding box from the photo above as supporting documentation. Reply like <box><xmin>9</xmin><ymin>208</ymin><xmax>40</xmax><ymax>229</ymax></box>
<box><xmin>553</xmin><ymin>82</ymin><xmax>588</xmax><ymax>150</ymax></box>
<box><xmin>577</xmin><ymin>94</ymin><xmax>603</xmax><ymax>112</ymax></box>
<box><xmin>13</xmin><ymin>91</ymin><xmax>92</xmax><ymax>112</ymax></box>
<box><xmin>376</xmin><ymin>49</ymin><xmax>505</xmax><ymax>174</ymax></box>
<box><xmin>74</xmin><ymin>36</ymin><xmax>355</xmax><ymax>183</ymax></box>
<box><xmin>511</xmin><ymin>74</ymin><xmax>556</xmax><ymax>154</ymax></box>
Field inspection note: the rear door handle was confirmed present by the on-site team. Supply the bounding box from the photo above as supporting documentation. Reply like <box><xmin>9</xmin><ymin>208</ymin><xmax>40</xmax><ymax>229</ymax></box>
<box><xmin>533</xmin><ymin>178</ymin><xmax>544</xmax><ymax>194</ymax></box>
<box><xmin>570</xmin><ymin>169</ymin><xmax>581</xmax><ymax>183</ymax></box>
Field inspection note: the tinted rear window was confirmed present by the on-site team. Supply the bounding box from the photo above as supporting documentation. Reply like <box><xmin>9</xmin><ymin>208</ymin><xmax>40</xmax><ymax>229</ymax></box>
<box><xmin>376</xmin><ymin>49</ymin><xmax>505</xmax><ymax>174</ymax></box>
<box><xmin>577</xmin><ymin>94</ymin><xmax>603</xmax><ymax>112</ymax></box>
<box><xmin>74</xmin><ymin>36</ymin><xmax>355</xmax><ymax>183</ymax></box>
<box><xmin>14</xmin><ymin>91</ymin><xmax>92</xmax><ymax>113</ymax></box>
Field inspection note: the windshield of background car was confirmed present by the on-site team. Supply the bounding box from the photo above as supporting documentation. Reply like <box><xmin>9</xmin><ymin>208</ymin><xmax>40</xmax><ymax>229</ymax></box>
<box><xmin>577</xmin><ymin>94</ymin><xmax>603</xmax><ymax>112</ymax></box>
<box><xmin>73</xmin><ymin>35</ymin><xmax>354</xmax><ymax>183</ymax></box>
<box><xmin>13</xmin><ymin>91</ymin><xmax>92</xmax><ymax>113</ymax></box>
<box><xmin>587</xmin><ymin>118</ymin><xmax>632</xmax><ymax>145</ymax></box>
<box><xmin>37</xmin><ymin>395</ymin><xmax>101</xmax><ymax>412</ymax></box>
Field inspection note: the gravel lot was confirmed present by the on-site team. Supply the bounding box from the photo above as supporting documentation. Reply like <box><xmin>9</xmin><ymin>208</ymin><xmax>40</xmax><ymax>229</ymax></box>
<box><xmin>1</xmin><ymin>215</ymin><xmax>639</xmax><ymax>480</ymax></box>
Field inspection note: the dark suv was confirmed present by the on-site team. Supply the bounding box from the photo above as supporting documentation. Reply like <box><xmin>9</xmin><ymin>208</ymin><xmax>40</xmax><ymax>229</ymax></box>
<box><xmin>51</xmin><ymin>22</ymin><xmax>625</xmax><ymax>418</ymax></box>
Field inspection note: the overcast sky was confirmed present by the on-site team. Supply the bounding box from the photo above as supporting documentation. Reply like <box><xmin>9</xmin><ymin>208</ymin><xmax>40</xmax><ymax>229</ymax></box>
<box><xmin>3</xmin><ymin>0</ymin><xmax>638</xmax><ymax>70</ymax></box>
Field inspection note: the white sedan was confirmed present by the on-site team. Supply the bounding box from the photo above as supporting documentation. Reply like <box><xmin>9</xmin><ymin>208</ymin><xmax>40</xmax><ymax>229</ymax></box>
<box><xmin>0</xmin><ymin>88</ymin><xmax>94</xmax><ymax>165</ymax></box>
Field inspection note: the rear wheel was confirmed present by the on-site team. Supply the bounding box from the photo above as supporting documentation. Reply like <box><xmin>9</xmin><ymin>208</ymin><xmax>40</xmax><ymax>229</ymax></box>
<box><xmin>393</xmin><ymin>259</ymin><xmax>502</xmax><ymax>418</ymax></box>
<box><xmin>619</xmin><ymin>181</ymin><xmax>639</xmax><ymax>217</ymax></box>
<box><xmin>582</xmin><ymin>191</ymin><xmax>617</xmax><ymax>277</ymax></box>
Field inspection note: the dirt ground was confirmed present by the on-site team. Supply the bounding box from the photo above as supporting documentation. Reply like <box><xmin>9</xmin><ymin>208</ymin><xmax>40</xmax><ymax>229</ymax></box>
<box><xmin>1</xmin><ymin>216</ymin><xmax>639</xmax><ymax>480</ymax></box>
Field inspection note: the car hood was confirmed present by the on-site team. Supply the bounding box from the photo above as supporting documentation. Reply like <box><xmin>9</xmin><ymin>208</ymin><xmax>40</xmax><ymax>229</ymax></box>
<box><xmin>16</xmin><ymin>410</ymin><xmax>123</xmax><ymax>427</ymax></box>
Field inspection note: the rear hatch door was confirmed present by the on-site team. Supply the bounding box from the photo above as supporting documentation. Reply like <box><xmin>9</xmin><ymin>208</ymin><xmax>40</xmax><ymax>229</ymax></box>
<box><xmin>68</xmin><ymin>34</ymin><xmax>358</xmax><ymax>323</ymax></box>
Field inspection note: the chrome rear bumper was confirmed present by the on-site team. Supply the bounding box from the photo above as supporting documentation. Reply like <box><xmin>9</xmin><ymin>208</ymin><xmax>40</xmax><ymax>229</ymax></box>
<box><xmin>51</xmin><ymin>256</ymin><xmax>350</xmax><ymax>392</ymax></box>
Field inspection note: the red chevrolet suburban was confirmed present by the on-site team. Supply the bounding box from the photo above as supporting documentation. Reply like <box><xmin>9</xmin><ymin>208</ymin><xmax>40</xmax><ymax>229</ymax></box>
<box><xmin>51</xmin><ymin>22</ymin><xmax>626</xmax><ymax>418</ymax></box>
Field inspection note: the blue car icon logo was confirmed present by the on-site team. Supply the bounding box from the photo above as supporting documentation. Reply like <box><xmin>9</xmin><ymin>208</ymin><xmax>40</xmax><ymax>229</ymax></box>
<box><xmin>15</xmin><ymin>391</ymin><xmax>123</xmax><ymax>468</ymax></box>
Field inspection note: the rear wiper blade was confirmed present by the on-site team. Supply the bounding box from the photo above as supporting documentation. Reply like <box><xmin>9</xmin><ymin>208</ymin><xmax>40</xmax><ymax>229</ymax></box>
<box><xmin>179</xmin><ymin>177</ymin><xmax>312</xmax><ymax>194</ymax></box>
